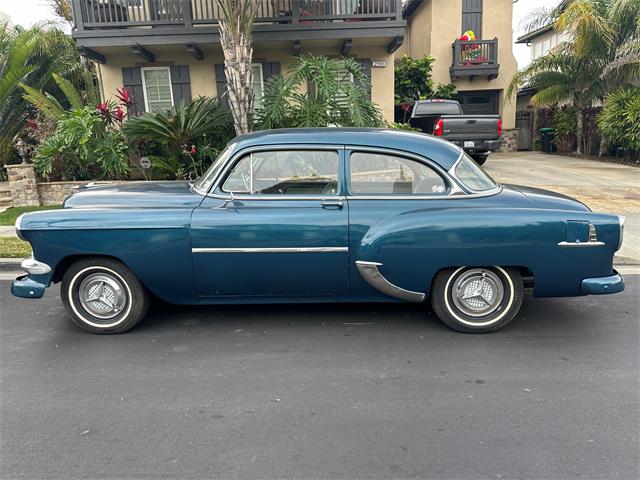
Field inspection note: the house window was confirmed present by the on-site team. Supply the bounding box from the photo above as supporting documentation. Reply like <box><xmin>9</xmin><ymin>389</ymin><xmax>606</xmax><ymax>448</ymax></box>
<box><xmin>252</xmin><ymin>64</ymin><xmax>264</xmax><ymax>111</ymax></box>
<box><xmin>334</xmin><ymin>61</ymin><xmax>355</xmax><ymax>106</ymax></box>
<box><xmin>532</xmin><ymin>42</ymin><xmax>542</xmax><ymax>59</ymax></box>
<box><xmin>141</xmin><ymin>67</ymin><xmax>174</xmax><ymax>113</ymax></box>
<box><xmin>541</xmin><ymin>38</ymin><xmax>551</xmax><ymax>56</ymax></box>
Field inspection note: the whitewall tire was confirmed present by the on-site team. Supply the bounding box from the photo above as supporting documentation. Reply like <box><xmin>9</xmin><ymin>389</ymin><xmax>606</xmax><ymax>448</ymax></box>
<box><xmin>431</xmin><ymin>266</ymin><xmax>523</xmax><ymax>333</ymax></box>
<box><xmin>61</xmin><ymin>258</ymin><xmax>149</xmax><ymax>334</ymax></box>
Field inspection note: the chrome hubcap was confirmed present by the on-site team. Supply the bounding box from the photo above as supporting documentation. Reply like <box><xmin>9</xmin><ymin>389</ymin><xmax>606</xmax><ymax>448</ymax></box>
<box><xmin>452</xmin><ymin>268</ymin><xmax>504</xmax><ymax>318</ymax></box>
<box><xmin>79</xmin><ymin>273</ymin><xmax>127</xmax><ymax>320</ymax></box>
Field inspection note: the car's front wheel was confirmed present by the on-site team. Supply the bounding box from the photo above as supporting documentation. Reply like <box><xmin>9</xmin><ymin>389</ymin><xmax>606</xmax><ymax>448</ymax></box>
<box><xmin>431</xmin><ymin>266</ymin><xmax>523</xmax><ymax>333</ymax></box>
<box><xmin>61</xmin><ymin>258</ymin><xmax>149</xmax><ymax>334</ymax></box>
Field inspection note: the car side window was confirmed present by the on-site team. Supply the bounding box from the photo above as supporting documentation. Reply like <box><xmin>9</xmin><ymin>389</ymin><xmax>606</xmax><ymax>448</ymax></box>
<box><xmin>349</xmin><ymin>152</ymin><xmax>447</xmax><ymax>195</ymax></box>
<box><xmin>222</xmin><ymin>150</ymin><xmax>339</xmax><ymax>195</ymax></box>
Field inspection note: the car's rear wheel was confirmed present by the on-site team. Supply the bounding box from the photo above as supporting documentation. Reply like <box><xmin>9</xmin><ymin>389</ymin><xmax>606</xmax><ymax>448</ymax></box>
<box><xmin>471</xmin><ymin>154</ymin><xmax>489</xmax><ymax>165</ymax></box>
<box><xmin>431</xmin><ymin>266</ymin><xmax>523</xmax><ymax>333</ymax></box>
<box><xmin>61</xmin><ymin>258</ymin><xmax>149</xmax><ymax>334</ymax></box>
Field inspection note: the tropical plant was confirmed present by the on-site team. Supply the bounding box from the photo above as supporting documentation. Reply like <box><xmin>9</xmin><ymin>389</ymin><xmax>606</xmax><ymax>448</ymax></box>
<box><xmin>510</xmin><ymin>0</ymin><xmax>640</xmax><ymax>155</ymax></box>
<box><xmin>507</xmin><ymin>52</ymin><xmax>602</xmax><ymax>155</ymax></box>
<box><xmin>255</xmin><ymin>55</ymin><xmax>384</xmax><ymax>130</ymax></box>
<box><xmin>34</xmin><ymin>105</ymin><xmax>130</xmax><ymax>180</ymax></box>
<box><xmin>123</xmin><ymin>97</ymin><xmax>234</xmax><ymax>179</ymax></box>
<box><xmin>22</xmin><ymin>72</ymin><xmax>100</xmax><ymax>119</ymax></box>
<box><xmin>48</xmin><ymin>0</ymin><xmax>73</xmax><ymax>24</ymax></box>
<box><xmin>552</xmin><ymin>106</ymin><xmax>577</xmax><ymax>154</ymax></box>
<box><xmin>215</xmin><ymin>0</ymin><xmax>258</xmax><ymax>135</ymax></box>
<box><xmin>0</xmin><ymin>24</ymin><xmax>89</xmax><ymax>173</ymax></box>
<box><xmin>395</xmin><ymin>55</ymin><xmax>435</xmax><ymax>105</ymax></box>
<box><xmin>597</xmin><ymin>87</ymin><xmax>640</xmax><ymax>156</ymax></box>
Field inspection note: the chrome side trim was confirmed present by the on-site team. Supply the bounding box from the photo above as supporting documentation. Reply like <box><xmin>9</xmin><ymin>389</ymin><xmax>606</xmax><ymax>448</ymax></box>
<box><xmin>21</xmin><ymin>257</ymin><xmax>51</xmax><ymax>275</ymax></box>
<box><xmin>557</xmin><ymin>241</ymin><xmax>605</xmax><ymax>247</ymax></box>
<box><xmin>345</xmin><ymin>189</ymin><xmax>502</xmax><ymax>201</ymax></box>
<box><xmin>355</xmin><ymin>260</ymin><xmax>425</xmax><ymax>303</ymax></box>
<box><xmin>192</xmin><ymin>247</ymin><xmax>348</xmax><ymax>253</ymax></box>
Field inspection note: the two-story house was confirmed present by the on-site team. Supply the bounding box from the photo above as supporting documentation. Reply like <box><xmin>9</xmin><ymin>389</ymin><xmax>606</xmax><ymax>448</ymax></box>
<box><xmin>398</xmin><ymin>0</ymin><xmax>519</xmax><ymax>150</ymax></box>
<box><xmin>70</xmin><ymin>0</ymin><xmax>405</xmax><ymax>122</ymax></box>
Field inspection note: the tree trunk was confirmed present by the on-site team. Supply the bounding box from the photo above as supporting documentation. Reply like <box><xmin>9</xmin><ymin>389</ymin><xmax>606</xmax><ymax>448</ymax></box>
<box><xmin>216</xmin><ymin>0</ymin><xmax>257</xmax><ymax>136</ymax></box>
<box><xmin>598</xmin><ymin>135</ymin><xmax>608</xmax><ymax>157</ymax></box>
<box><xmin>575</xmin><ymin>109</ymin><xmax>583</xmax><ymax>156</ymax></box>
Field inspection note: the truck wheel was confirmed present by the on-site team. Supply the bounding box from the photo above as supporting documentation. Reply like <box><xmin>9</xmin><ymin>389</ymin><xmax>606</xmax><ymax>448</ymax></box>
<box><xmin>431</xmin><ymin>266</ymin><xmax>523</xmax><ymax>333</ymax></box>
<box><xmin>471</xmin><ymin>154</ymin><xmax>489</xmax><ymax>165</ymax></box>
<box><xmin>61</xmin><ymin>258</ymin><xmax>149</xmax><ymax>334</ymax></box>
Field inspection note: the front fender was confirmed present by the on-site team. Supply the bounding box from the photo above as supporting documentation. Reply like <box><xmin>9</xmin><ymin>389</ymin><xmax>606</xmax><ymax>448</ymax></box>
<box><xmin>18</xmin><ymin>208</ymin><xmax>198</xmax><ymax>304</ymax></box>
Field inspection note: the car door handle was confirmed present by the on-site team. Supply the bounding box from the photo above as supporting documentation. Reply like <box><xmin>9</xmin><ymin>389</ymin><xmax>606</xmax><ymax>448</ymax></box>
<box><xmin>321</xmin><ymin>199</ymin><xmax>344</xmax><ymax>209</ymax></box>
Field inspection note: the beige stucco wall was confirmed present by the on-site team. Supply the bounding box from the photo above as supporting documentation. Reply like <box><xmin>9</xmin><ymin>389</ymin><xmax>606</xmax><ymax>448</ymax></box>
<box><xmin>98</xmin><ymin>43</ymin><xmax>395</xmax><ymax>123</ymax></box>
<box><xmin>397</xmin><ymin>0</ymin><xmax>518</xmax><ymax>129</ymax></box>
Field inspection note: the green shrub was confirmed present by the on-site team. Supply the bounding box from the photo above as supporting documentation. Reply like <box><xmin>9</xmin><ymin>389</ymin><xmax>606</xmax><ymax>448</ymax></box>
<box><xmin>553</xmin><ymin>106</ymin><xmax>577</xmax><ymax>154</ymax></box>
<box><xmin>123</xmin><ymin>97</ymin><xmax>234</xmax><ymax>180</ymax></box>
<box><xmin>34</xmin><ymin>106</ymin><xmax>130</xmax><ymax>180</ymax></box>
<box><xmin>597</xmin><ymin>87</ymin><xmax>640</xmax><ymax>156</ymax></box>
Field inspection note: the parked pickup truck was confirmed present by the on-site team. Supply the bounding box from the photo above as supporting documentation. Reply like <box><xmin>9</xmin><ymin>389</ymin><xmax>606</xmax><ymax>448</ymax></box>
<box><xmin>409</xmin><ymin>99</ymin><xmax>502</xmax><ymax>165</ymax></box>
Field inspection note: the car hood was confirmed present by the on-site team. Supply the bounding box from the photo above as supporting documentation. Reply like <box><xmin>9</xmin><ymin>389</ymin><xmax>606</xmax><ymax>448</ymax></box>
<box><xmin>63</xmin><ymin>181</ymin><xmax>204</xmax><ymax>209</ymax></box>
<box><xmin>504</xmin><ymin>184</ymin><xmax>590</xmax><ymax>212</ymax></box>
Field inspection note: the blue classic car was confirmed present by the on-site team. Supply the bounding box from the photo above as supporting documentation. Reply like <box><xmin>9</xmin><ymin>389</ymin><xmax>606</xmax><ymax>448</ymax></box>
<box><xmin>12</xmin><ymin>129</ymin><xmax>625</xmax><ymax>334</ymax></box>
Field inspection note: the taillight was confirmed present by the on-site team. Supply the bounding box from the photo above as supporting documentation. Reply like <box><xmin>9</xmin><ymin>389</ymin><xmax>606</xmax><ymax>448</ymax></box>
<box><xmin>434</xmin><ymin>118</ymin><xmax>444</xmax><ymax>136</ymax></box>
<box><xmin>497</xmin><ymin>118</ymin><xmax>502</xmax><ymax>137</ymax></box>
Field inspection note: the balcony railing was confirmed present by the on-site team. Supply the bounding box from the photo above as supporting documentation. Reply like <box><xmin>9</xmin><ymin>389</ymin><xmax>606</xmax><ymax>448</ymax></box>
<box><xmin>71</xmin><ymin>0</ymin><xmax>401</xmax><ymax>30</ymax></box>
<box><xmin>450</xmin><ymin>38</ymin><xmax>500</xmax><ymax>81</ymax></box>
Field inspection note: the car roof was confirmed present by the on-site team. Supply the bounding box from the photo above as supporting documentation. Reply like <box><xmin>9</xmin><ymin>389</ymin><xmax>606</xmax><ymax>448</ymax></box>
<box><xmin>227</xmin><ymin>128</ymin><xmax>463</xmax><ymax>170</ymax></box>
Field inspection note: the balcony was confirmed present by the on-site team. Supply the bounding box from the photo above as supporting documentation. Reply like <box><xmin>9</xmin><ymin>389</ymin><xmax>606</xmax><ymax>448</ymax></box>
<box><xmin>450</xmin><ymin>38</ymin><xmax>500</xmax><ymax>82</ymax></box>
<box><xmin>70</xmin><ymin>0</ymin><xmax>405</xmax><ymax>60</ymax></box>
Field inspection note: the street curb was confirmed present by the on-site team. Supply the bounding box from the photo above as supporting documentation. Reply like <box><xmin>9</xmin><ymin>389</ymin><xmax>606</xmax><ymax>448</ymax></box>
<box><xmin>0</xmin><ymin>258</ymin><xmax>22</xmax><ymax>271</ymax></box>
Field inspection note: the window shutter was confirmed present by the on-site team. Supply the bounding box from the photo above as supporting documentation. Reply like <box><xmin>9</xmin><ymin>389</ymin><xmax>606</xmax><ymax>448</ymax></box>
<box><xmin>121</xmin><ymin>67</ymin><xmax>145</xmax><ymax>116</ymax></box>
<box><xmin>170</xmin><ymin>65</ymin><xmax>191</xmax><ymax>105</ymax></box>
<box><xmin>214</xmin><ymin>63</ymin><xmax>228</xmax><ymax>108</ymax></box>
<box><xmin>462</xmin><ymin>0</ymin><xmax>483</xmax><ymax>38</ymax></box>
<box><xmin>261</xmin><ymin>62</ymin><xmax>281</xmax><ymax>82</ymax></box>
<box><xmin>356</xmin><ymin>59</ymin><xmax>372</xmax><ymax>100</ymax></box>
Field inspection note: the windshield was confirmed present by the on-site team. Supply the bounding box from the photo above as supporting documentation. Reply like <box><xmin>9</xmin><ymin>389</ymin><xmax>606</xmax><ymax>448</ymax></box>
<box><xmin>454</xmin><ymin>153</ymin><xmax>498</xmax><ymax>191</ymax></box>
<box><xmin>193</xmin><ymin>146</ymin><xmax>231</xmax><ymax>193</ymax></box>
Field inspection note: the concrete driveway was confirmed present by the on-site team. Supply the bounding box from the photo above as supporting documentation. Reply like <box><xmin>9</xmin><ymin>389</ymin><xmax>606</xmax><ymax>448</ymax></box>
<box><xmin>485</xmin><ymin>152</ymin><xmax>640</xmax><ymax>264</ymax></box>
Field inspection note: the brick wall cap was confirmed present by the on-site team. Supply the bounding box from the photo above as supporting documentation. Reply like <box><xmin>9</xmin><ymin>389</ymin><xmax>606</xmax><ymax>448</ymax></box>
<box><xmin>4</xmin><ymin>164</ymin><xmax>35</xmax><ymax>170</ymax></box>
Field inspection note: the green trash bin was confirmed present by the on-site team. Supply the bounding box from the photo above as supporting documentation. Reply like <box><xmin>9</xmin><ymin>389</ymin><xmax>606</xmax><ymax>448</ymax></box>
<box><xmin>540</xmin><ymin>127</ymin><xmax>556</xmax><ymax>153</ymax></box>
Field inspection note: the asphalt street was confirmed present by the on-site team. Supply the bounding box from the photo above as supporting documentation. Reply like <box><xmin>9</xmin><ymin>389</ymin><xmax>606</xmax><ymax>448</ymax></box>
<box><xmin>1</xmin><ymin>277</ymin><xmax>639</xmax><ymax>480</ymax></box>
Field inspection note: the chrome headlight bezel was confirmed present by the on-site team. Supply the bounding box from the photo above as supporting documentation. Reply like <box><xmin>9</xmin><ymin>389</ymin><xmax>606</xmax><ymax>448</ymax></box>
<box><xmin>15</xmin><ymin>213</ymin><xmax>26</xmax><ymax>241</ymax></box>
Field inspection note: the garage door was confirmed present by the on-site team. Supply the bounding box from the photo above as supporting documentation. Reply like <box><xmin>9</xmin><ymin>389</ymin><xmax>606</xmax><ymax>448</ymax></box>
<box><xmin>457</xmin><ymin>91</ymin><xmax>499</xmax><ymax>115</ymax></box>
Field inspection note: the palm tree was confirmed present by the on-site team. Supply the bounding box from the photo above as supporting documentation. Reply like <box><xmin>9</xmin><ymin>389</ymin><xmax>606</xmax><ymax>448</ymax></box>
<box><xmin>255</xmin><ymin>55</ymin><xmax>384</xmax><ymax>130</ymax></box>
<box><xmin>507</xmin><ymin>51</ymin><xmax>601</xmax><ymax>155</ymax></box>
<box><xmin>557</xmin><ymin>0</ymin><xmax>640</xmax><ymax>154</ymax></box>
<box><xmin>215</xmin><ymin>0</ymin><xmax>258</xmax><ymax>135</ymax></box>
<box><xmin>509</xmin><ymin>0</ymin><xmax>639</xmax><ymax>155</ymax></box>
<box><xmin>0</xmin><ymin>24</ymin><xmax>88</xmax><ymax>170</ymax></box>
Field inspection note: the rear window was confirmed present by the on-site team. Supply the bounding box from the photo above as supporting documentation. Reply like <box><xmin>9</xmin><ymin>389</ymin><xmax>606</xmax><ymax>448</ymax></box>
<box><xmin>454</xmin><ymin>154</ymin><xmax>498</xmax><ymax>191</ymax></box>
<box><xmin>414</xmin><ymin>102</ymin><xmax>461</xmax><ymax>116</ymax></box>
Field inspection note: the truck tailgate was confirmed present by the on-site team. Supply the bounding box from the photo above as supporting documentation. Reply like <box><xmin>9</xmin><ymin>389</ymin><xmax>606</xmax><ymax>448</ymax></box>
<box><xmin>441</xmin><ymin>115</ymin><xmax>500</xmax><ymax>140</ymax></box>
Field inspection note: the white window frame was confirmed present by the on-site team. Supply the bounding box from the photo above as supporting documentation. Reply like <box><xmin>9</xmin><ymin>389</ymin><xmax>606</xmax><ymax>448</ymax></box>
<box><xmin>252</xmin><ymin>63</ymin><xmax>264</xmax><ymax>112</ymax></box>
<box><xmin>140</xmin><ymin>66</ymin><xmax>174</xmax><ymax>114</ymax></box>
